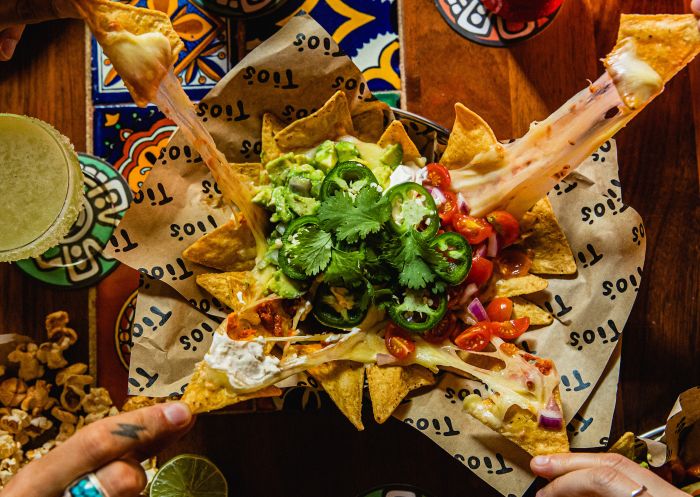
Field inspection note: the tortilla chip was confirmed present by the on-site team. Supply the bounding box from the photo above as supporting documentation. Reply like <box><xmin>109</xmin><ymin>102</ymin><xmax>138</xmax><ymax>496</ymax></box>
<box><xmin>308</xmin><ymin>361</ymin><xmax>365</xmax><ymax>430</ymax></box>
<box><xmin>608</xmin><ymin>432</ymin><xmax>639</xmax><ymax>460</ymax></box>
<box><xmin>511</xmin><ymin>297</ymin><xmax>553</xmax><ymax>326</ymax></box>
<box><xmin>274</xmin><ymin>91</ymin><xmax>354</xmax><ymax>150</ymax></box>
<box><xmin>605</xmin><ymin>15</ymin><xmax>700</xmax><ymax>109</ymax></box>
<box><xmin>182</xmin><ymin>361</ymin><xmax>281</xmax><ymax>414</ymax></box>
<box><xmin>465</xmin><ymin>387</ymin><xmax>569</xmax><ymax>456</ymax></box>
<box><xmin>196</xmin><ymin>271</ymin><xmax>257</xmax><ymax>312</ymax></box>
<box><xmin>352</xmin><ymin>102</ymin><xmax>387</xmax><ymax>143</ymax></box>
<box><xmin>367</xmin><ymin>364</ymin><xmax>435</xmax><ymax>423</ymax></box>
<box><xmin>377</xmin><ymin>120</ymin><xmax>422</xmax><ymax>163</ymax></box>
<box><xmin>494</xmin><ymin>274</ymin><xmax>549</xmax><ymax>298</ymax></box>
<box><xmin>441</xmin><ymin>103</ymin><xmax>504</xmax><ymax>168</ymax></box>
<box><xmin>183</xmin><ymin>216</ymin><xmax>257</xmax><ymax>272</ymax></box>
<box><xmin>230</xmin><ymin>162</ymin><xmax>263</xmax><ymax>185</ymax></box>
<box><xmin>520</xmin><ymin>198</ymin><xmax>577</xmax><ymax>275</ymax></box>
<box><xmin>71</xmin><ymin>0</ymin><xmax>183</xmax><ymax>106</ymax></box>
<box><xmin>261</xmin><ymin>113</ymin><xmax>286</xmax><ymax>163</ymax></box>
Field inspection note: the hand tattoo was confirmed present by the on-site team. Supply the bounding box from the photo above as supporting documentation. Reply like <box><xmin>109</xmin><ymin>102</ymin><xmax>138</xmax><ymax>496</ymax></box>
<box><xmin>111</xmin><ymin>423</ymin><xmax>146</xmax><ymax>440</ymax></box>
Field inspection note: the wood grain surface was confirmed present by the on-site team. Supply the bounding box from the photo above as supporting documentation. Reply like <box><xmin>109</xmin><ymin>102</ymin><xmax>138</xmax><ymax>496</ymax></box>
<box><xmin>0</xmin><ymin>2</ymin><xmax>699</xmax><ymax>496</ymax></box>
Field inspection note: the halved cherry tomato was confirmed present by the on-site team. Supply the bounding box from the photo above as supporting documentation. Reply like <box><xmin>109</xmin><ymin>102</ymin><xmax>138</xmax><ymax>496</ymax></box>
<box><xmin>493</xmin><ymin>317</ymin><xmax>530</xmax><ymax>340</ymax></box>
<box><xmin>486</xmin><ymin>297</ymin><xmax>513</xmax><ymax>322</ymax></box>
<box><xmin>385</xmin><ymin>323</ymin><xmax>416</xmax><ymax>359</ymax></box>
<box><xmin>486</xmin><ymin>210</ymin><xmax>520</xmax><ymax>247</ymax></box>
<box><xmin>438</xmin><ymin>191</ymin><xmax>458</xmax><ymax>224</ymax></box>
<box><xmin>424</xmin><ymin>313</ymin><xmax>458</xmax><ymax>344</ymax></box>
<box><xmin>454</xmin><ymin>323</ymin><xmax>493</xmax><ymax>351</ymax></box>
<box><xmin>466</xmin><ymin>255</ymin><xmax>494</xmax><ymax>287</ymax></box>
<box><xmin>424</xmin><ymin>163</ymin><xmax>451</xmax><ymax>190</ymax></box>
<box><xmin>452</xmin><ymin>214</ymin><xmax>493</xmax><ymax>245</ymax></box>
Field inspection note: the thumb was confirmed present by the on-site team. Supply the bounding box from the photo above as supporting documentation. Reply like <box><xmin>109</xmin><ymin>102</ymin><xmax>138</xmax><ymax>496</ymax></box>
<box><xmin>0</xmin><ymin>25</ymin><xmax>25</xmax><ymax>61</ymax></box>
<box><xmin>4</xmin><ymin>402</ymin><xmax>194</xmax><ymax>496</ymax></box>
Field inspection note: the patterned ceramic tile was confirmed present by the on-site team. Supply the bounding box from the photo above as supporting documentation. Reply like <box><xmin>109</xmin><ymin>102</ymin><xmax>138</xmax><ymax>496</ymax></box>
<box><xmin>244</xmin><ymin>0</ymin><xmax>401</xmax><ymax>92</ymax></box>
<box><xmin>93</xmin><ymin>105</ymin><xmax>176</xmax><ymax>193</ymax></box>
<box><xmin>91</xmin><ymin>0</ymin><xmax>231</xmax><ymax>104</ymax></box>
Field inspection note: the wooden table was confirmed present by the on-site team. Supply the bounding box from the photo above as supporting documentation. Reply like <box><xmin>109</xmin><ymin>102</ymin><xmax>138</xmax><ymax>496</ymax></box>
<box><xmin>1</xmin><ymin>1</ymin><xmax>698</xmax><ymax>496</ymax></box>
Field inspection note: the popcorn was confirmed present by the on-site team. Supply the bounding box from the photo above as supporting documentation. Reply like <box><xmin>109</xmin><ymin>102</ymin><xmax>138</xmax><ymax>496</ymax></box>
<box><xmin>20</xmin><ymin>380</ymin><xmax>55</xmax><ymax>416</ymax></box>
<box><xmin>0</xmin><ymin>312</ymin><xmax>122</xmax><ymax>489</ymax></box>
<box><xmin>8</xmin><ymin>344</ymin><xmax>45</xmax><ymax>382</ymax></box>
<box><xmin>0</xmin><ymin>379</ymin><xmax>27</xmax><ymax>408</ymax></box>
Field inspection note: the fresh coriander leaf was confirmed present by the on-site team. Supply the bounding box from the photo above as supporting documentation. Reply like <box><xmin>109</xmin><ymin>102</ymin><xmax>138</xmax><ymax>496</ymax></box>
<box><xmin>286</xmin><ymin>226</ymin><xmax>332</xmax><ymax>276</ymax></box>
<box><xmin>324</xmin><ymin>248</ymin><xmax>364</xmax><ymax>286</ymax></box>
<box><xmin>318</xmin><ymin>187</ymin><xmax>390</xmax><ymax>243</ymax></box>
<box><xmin>386</xmin><ymin>231</ymin><xmax>449</xmax><ymax>290</ymax></box>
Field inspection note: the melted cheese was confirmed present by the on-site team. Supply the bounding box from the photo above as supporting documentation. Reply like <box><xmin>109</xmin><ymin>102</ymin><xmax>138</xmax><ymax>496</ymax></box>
<box><xmin>606</xmin><ymin>39</ymin><xmax>663</xmax><ymax>110</ymax></box>
<box><xmin>101</xmin><ymin>31</ymin><xmax>172</xmax><ymax>106</ymax></box>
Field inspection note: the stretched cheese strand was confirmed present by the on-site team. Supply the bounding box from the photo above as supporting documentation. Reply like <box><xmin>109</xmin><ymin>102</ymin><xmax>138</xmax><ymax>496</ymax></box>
<box><xmin>154</xmin><ymin>71</ymin><xmax>269</xmax><ymax>259</ymax></box>
<box><xmin>452</xmin><ymin>72</ymin><xmax>647</xmax><ymax>218</ymax></box>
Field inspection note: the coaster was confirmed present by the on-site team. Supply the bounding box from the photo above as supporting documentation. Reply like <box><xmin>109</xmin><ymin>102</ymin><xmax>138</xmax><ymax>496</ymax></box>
<box><xmin>16</xmin><ymin>154</ymin><xmax>132</xmax><ymax>288</ymax></box>
<box><xmin>434</xmin><ymin>0</ymin><xmax>560</xmax><ymax>47</ymax></box>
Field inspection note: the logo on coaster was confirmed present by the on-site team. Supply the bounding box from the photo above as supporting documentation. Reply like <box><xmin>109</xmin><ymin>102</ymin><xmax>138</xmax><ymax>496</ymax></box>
<box><xmin>16</xmin><ymin>153</ymin><xmax>132</xmax><ymax>288</ymax></box>
<box><xmin>115</xmin><ymin>289</ymin><xmax>139</xmax><ymax>370</ymax></box>
<box><xmin>434</xmin><ymin>0</ymin><xmax>559</xmax><ymax>47</ymax></box>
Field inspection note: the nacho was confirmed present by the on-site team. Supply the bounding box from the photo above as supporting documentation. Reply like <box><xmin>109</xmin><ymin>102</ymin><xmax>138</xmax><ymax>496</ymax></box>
<box><xmin>308</xmin><ymin>361</ymin><xmax>366</xmax><ymax>430</ymax></box>
<box><xmin>183</xmin><ymin>216</ymin><xmax>257</xmax><ymax>272</ymax></box>
<box><xmin>182</xmin><ymin>361</ymin><xmax>281</xmax><ymax>414</ymax></box>
<box><xmin>261</xmin><ymin>113</ymin><xmax>286</xmax><ymax>163</ymax></box>
<box><xmin>493</xmin><ymin>274</ymin><xmax>549</xmax><ymax>298</ymax></box>
<box><xmin>274</xmin><ymin>91</ymin><xmax>355</xmax><ymax>150</ymax></box>
<box><xmin>367</xmin><ymin>364</ymin><xmax>435</xmax><ymax>423</ymax></box>
<box><xmin>465</xmin><ymin>387</ymin><xmax>569</xmax><ymax>456</ymax></box>
<box><xmin>352</xmin><ymin>101</ymin><xmax>388</xmax><ymax>143</ymax></box>
<box><xmin>440</xmin><ymin>103</ymin><xmax>504</xmax><ymax>168</ymax></box>
<box><xmin>70</xmin><ymin>0</ymin><xmax>183</xmax><ymax>106</ymax></box>
<box><xmin>377</xmin><ymin>120</ymin><xmax>422</xmax><ymax>163</ymax></box>
<box><xmin>511</xmin><ymin>297</ymin><xmax>553</xmax><ymax>326</ymax></box>
<box><xmin>520</xmin><ymin>197</ymin><xmax>577</xmax><ymax>275</ymax></box>
<box><xmin>195</xmin><ymin>271</ymin><xmax>257</xmax><ymax>312</ymax></box>
<box><xmin>605</xmin><ymin>14</ymin><xmax>700</xmax><ymax>109</ymax></box>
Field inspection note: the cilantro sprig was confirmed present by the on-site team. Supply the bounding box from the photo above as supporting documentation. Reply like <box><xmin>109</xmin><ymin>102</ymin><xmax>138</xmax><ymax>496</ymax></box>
<box><xmin>318</xmin><ymin>188</ymin><xmax>390</xmax><ymax>243</ymax></box>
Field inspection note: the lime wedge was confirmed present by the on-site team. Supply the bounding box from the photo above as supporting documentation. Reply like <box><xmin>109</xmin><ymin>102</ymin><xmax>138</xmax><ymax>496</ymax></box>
<box><xmin>149</xmin><ymin>454</ymin><xmax>227</xmax><ymax>497</ymax></box>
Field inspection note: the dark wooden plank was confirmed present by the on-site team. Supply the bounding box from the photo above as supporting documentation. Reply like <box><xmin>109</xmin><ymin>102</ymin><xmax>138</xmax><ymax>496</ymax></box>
<box><xmin>0</xmin><ymin>19</ymin><xmax>89</xmax><ymax>362</ymax></box>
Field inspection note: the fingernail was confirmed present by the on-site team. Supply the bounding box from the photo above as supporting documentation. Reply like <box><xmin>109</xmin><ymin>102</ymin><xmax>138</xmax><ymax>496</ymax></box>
<box><xmin>0</xmin><ymin>39</ymin><xmax>18</xmax><ymax>60</ymax></box>
<box><xmin>532</xmin><ymin>455</ymin><xmax>550</xmax><ymax>467</ymax></box>
<box><xmin>163</xmin><ymin>402</ymin><xmax>191</xmax><ymax>427</ymax></box>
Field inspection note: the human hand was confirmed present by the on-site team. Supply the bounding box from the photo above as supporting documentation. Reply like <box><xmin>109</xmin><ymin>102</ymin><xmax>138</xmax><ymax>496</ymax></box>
<box><xmin>0</xmin><ymin>0</ymin><xmax>78</xmax><ymax>61</ymax></box>
<box><xmin>531</xmin><ymin>453</ymin><xmax>689</xmax><ymax>497</ymax></box>
<box><xmin>693</xmin><ymin>0</ymin><xmax>700</xmax><ymax>28</ymax></box>
<box><xmin>0</xmin><ymin>402</ymin><xmax>194</xmax><ymax>497</ymax></box>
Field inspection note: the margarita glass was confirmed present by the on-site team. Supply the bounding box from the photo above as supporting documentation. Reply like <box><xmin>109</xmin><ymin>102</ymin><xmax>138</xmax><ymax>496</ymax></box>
<box><xmin>0</xmin><ymin>114</ymin><xmax>84</xmax><ymax>262</ymax></box>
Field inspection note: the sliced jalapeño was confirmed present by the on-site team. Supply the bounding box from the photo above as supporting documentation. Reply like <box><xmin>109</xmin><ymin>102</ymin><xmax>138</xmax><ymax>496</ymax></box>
<box><xmin>431</xmin><ymin>232</ymin><xmax>472</xmax><ymax>285</ymax></box>
<box><xmin>279</xmin><ymin>215</ymin><xmax>320</xmax><ymax>280</ymax></box>
<box><xmin>388</xmin><ymin>289</ymin><xmax>447</xmax><ymax>333</ymax></box>
<box><xmin>385</xmin><ymin>183</ymin><xmax>439</xmax><ymax>240</ymax></box>
<box><xmin>319</xmin><ymin>161</ymin><xmax>379</xmax><ymax>200</ymax></box>
<box><xmin>312</xmin><ymin>282</ymin><xmax>370</xmax><ymax>329</ymax></box>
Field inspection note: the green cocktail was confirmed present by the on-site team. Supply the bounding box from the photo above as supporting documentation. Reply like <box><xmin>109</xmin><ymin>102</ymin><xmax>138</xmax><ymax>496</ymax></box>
<box><xmin>0</xmin><ymin>114</ymin><xmax>84</xmax><ymax>262</ymax></box>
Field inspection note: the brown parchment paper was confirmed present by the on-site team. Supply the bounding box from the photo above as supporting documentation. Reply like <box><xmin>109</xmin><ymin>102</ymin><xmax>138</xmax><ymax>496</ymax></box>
<box><xmin>109</xmin><ymin>14</ymin><xmax>645</xmax><ymax>497</ymax></box>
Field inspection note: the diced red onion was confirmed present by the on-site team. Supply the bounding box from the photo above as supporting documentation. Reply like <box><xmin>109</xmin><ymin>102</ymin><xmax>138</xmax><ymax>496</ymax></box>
<box><xmin>487</xmin><ymin>232</ymin><xmax>498</xmax><ymax>257</ymax></box>
<box><xmin>376</xmin><ymin>353</ymin><xmax>399</xmax><ymax>366</ymax></box>
<box><xmin>426</xmin><ymin>186</ymin><xmax>446</xmax><ymax>206</ymax></box>
<box><xmin>475</xmin><ymin>243</ymin><xmax>487</xmax><ymax>258</ymax></box>
<box><xmin>538</xmin><ymin>395</ymin><xmax>564</xmax><ymax>430</ymax></box>
<box><xmin>457</xmin><ymin>193</ymin><xmax>470</xmax><ymax>214</ymax></box>
<box><xmin>538</xmin><ymin>412</ymin><xmax>564</xmax><ymax>430</ymax></box>
<box><xmin>467</xmin><ymin>297</ymin><xmax>490</xmax><ymax>322</ymax></box>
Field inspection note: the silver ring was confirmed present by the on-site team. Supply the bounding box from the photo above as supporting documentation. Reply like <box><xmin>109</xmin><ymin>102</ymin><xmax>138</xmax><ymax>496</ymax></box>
<box><xmin>630</xmin><ymin>484</ymin><xmax>647</xmax><ymax>497</ymax></box>
<box><xmin>63</xmin><ymin>473</ymin><xmax>109</xmax><ymax>497</ymax></box>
